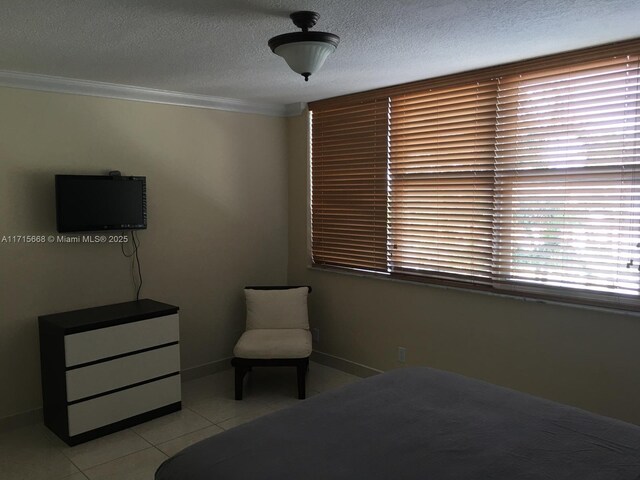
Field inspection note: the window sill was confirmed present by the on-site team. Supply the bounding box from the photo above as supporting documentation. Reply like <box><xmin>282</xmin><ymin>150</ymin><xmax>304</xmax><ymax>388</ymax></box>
<box><xmin>307</xmin><ymin>263</ymin><xmax>640</xmax><ymax>318</ymax></box>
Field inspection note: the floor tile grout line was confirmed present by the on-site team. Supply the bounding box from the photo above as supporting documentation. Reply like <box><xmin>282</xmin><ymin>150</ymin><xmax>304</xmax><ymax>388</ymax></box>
<box><xmin>14</xmin><ymin>424</ymin><xmax>150</xmax><ymax>479</ymax></box>
<box><xmin>53</xmin><ymin>466</ymin><xmax>84</xmax><ymax>480</ymax></box>
<box><xmin>182</xmin><ymin>405</ymin><xmax>215</xmax><ymax>426</ymax></box>
<box><xmin>129</xmin><ymin>427</ymin><xmax>155</xmax><ymax>446</ymax></box>
<box><xmin>207</xmin><ymin>401</ymin><xmax>278</xmax><ymax>427</ymax></box>
<box><xmin>153</xmin><ymin>444</ymin><xmax>169</xmax><ymax>459</ymax></box>
<box><xmin>214</xmin><ymin>406</ymin><xmax>278</xmax><ymax>430</ymax></box>
<box><xmin>38</xmin><ymin>426</ymin><xmax>86</xmax><ymax>476</ymax></box>
<box><xmin>9</xmin><ymin>364</ymin><xmax>356</xmax><ymax>480</ymax></box>
<box><xmin>57</xmin><ymin>454</ymin><xmax>84</xmax><ymax>478</ymax></box>
<box><xmin>60</xmin><ymin>430</ymin><xmax>153</xmax><ymax>473</ymax></box>
<box><xmin>190</xmin><ymin>402</ymin><xmax>263</xmax><ymax>426</ymax></box>
<box><xmin>131</xmin><ymin>408</ymin><xmax>219</xmax><ymax>446</ymax></box>
<box><xmin>80</xmin><ymin>445</ymin><xmax>162</xmax><ymax>476</ymax></box>
<box><xmin>58</xmin><ymin>415</ymin><xmax>218</xmax><ymax>476</ymax></box>
<box><xmin>59</xmin><ymin>472</ymin><xmax>89</xmax><ymax>480</ymax></box>
<box><xmin>155</xmin><ymin>423</ymin><xmax>222</xmax><ymax>449</ymax></box>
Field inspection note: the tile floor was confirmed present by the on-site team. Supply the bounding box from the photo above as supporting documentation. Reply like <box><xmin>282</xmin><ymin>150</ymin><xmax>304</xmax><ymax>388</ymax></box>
<box><xmin>1</xmin><ymin>362</ymin><xmax>361</xmax><ymax>480</ymax></box>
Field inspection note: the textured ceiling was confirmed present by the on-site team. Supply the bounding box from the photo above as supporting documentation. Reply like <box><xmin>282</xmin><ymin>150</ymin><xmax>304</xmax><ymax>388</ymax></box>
<box><xmin>1</xmin><ymin>0</ymin><xmax>640</xmax><ymax>105</ymax></box>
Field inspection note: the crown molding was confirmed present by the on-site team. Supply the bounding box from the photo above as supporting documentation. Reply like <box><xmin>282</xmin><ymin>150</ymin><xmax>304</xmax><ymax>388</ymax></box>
<box><xmin>0</xmin><ymin>70</ymin><xmax>306</xmax><ymax>117</ymax></box>
<box><xmin>282</xmin><ymin>102</ymin><xmax>306</xmax><ymax>116</ymax></box>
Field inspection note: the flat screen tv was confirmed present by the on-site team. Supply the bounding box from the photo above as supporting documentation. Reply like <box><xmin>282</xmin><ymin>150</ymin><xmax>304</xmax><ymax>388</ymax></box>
<box><xmin>55</xmin><ymin>175</ymin><xmax>147</xmax><ymax>232</ymax></box>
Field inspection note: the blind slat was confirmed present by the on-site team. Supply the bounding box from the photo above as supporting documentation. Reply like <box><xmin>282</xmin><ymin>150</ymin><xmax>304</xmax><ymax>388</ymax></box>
<box><xmin>491</xmin><ymin>55</ymin><xmax>640</xmax><ymax>298</ymax></box>
<box><xmin>311</xmin><ymin>98</ymin><xmax>389</xmax><ymax>271</ymax></box>
<box><xmin>310</xmin><ymin>39</ymin><xmax>640</xmax><ymax>310</ymax></box>
<box><xmin>389</xmin><ymin>81</ymin><xmax>498</xmax><ymax>280</ymax></box>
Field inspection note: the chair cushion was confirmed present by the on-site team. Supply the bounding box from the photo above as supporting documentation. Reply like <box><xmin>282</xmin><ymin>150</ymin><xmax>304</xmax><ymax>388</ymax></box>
<box><xmin>245</xmin><ymin>287</ymin><xmax>309</xmax><ymax>330</ymax></box>
<box><xmin>233</xmin><ymin>329</ymin><xmax>312</xmax><ymax>359</ymax></box>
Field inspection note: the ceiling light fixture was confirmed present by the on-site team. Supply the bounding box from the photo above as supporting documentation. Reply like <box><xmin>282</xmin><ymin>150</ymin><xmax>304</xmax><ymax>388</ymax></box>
<box><xmin>268</xmin><ymin>11</ymin><xmax>340</xmax><ymax>82</ymax></box>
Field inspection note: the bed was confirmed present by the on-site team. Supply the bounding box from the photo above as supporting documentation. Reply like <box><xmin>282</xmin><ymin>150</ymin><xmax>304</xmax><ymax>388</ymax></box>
<box><xmin>156</xmin><ymin>367</ymin><xmax>640</xmax><ymax>479</ymax></box>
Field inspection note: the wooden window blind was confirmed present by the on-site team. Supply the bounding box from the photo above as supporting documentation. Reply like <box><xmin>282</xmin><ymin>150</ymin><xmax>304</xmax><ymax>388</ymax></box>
<box><xmin>310</xmin><ymin>99</ymin><xmax>389</xmax><ymax>271</ymax></box>
<box><xmin>388</xmin><ymin>81</ymin><xmax>498</xmax><ymax>281</ymax></box>
<box><xmin>309</xmin><ymin>38</ymin><xmax>640</xmax><ymax>311</ymax></box>
<box><xmin>492</xmin><ymin>56</ymin><xmax>640</xmax><ymax>306</ymax></box>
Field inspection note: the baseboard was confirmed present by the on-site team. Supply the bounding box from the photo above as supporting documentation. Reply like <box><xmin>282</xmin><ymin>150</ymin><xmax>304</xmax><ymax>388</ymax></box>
<box><xmin>0</xmin><ymin>407</ymin><xmax>43</xmax><ymax>432</ymax></box>
<box><xmin>311</xmin><ymin>350</ymin><xmax>382</xmax><ymax>378</ymax></box>
<box><xmin>180</xmin><ymin>357</ymin><xmax>233</xmax><ymax>381</ymax></box>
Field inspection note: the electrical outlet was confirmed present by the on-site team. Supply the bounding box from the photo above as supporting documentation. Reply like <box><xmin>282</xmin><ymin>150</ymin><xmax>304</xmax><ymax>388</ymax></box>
<box><xmin>398</xmin><ymin>347</ymin><xmax>406</xmax><ymax>363</ymax></box>
<box><xmin>312</xmin><ymin>328</ymin><xmax>320</xmax><ymax>343</ymax></box>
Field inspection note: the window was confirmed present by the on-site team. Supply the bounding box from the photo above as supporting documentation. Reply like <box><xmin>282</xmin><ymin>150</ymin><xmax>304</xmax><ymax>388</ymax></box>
<box><xmin>493</xmin><ymin>58</ymin><xmax>640</xmax><ymax>299</ymax></box>
<box><xmin>310</xmin><ymin>98</ymin><xmax>389</xmax><ymax>271</ymax></box>
<box><xmin>309</xmin><ymin>39</ymin><xmax>640</xmax><ymax>311</ymax></box>
<box><xmin>389</xmin><ymin>81</ymin><xmax>498</xmax><ymax>281</ymax></box>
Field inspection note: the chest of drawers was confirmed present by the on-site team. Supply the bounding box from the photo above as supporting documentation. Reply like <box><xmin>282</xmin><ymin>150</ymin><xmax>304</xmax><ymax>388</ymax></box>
<box><xmin>39</xmin><ymin>299</ymin><xmax>181</xmax><ymax>445</ymax></box>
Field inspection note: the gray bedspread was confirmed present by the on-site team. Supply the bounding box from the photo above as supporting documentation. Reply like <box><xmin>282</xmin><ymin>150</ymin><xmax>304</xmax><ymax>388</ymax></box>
<box><xmin>156</xmin><ymin>367</ymin><xmax>640</xmax><ymax>479</ymax></box>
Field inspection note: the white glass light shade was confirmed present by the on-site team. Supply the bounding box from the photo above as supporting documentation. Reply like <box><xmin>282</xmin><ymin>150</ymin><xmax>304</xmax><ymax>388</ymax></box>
<box><xmin>273</xmin><ymin>41</ymin><xmax>336</xmax><ymax>77</ymax></box>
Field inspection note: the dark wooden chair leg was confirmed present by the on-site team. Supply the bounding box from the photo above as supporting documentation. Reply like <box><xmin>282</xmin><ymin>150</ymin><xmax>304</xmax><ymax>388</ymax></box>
<box><xmin>297</xmin><ymin>359</ymin><xmax>309</xmax><ymax>400</ymax></box>
<box><xmin>235</xmin><ymin>366</ymin><xmax>247</xmax><ymax>400</ymax></box>
<box><xmin>233</xmin><ymin>357</ymin><xmax>310</xmax><ymax>400</ymax></box>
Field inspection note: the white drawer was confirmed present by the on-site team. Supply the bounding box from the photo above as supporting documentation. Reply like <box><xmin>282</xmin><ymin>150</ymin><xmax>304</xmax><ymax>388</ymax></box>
<box><xmin>68</xmin><ymin>374</ymin><xmax>181</xmax><ymax>436</ymax></box>
<box><xmin>66</xmin><ymin>344</ymin><xmax>180</xmax><ymax>402</ymax></box>
<box><xmin>64</xmin><ymin>313</ymin><xmax>179</xmax><ymax>367</ymax></box>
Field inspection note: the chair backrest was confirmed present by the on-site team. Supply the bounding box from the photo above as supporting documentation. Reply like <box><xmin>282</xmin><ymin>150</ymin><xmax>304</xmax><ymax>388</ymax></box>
<box><xmin>244</xmin><ymin>286</ymin><xmax>311</xmax><ymax>330</ymax></box>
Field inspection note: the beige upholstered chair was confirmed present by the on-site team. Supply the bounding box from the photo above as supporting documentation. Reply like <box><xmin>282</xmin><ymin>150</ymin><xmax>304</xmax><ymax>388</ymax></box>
<box><xmin>231</xmin><ymin>286</ymin><xmax>312</xmax><ymax>400</ymax></box>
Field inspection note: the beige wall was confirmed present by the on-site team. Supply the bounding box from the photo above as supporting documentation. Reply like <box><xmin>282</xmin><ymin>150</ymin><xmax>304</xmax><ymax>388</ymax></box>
<box><xmin>0</xmin><ymin>87</ymin><xmax>288</xmax><ymax>420</ymax></box>
<box><xmin>287</xmin><ymin>113</ymin><xmax>640</xmax><ymax>425</ymax></box>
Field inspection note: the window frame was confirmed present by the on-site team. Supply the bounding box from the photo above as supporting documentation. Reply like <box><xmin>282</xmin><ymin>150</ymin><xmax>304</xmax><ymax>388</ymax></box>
<box><xmin>308</xmin><ymin>39</ymin><xmax>640</xmax><ymax>313</ymax></box>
